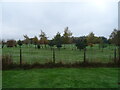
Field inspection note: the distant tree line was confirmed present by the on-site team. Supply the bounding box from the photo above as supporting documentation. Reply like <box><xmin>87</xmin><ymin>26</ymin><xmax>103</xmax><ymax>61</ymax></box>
<box><xmin>1</xmin><ymin>27</ymin><xmax>119</xmax><ymax>50</ymax></box>
<box><xmin>1</xmin><ymin>27</ymin><xmax>120</xmax><ymax>63</ymax></box>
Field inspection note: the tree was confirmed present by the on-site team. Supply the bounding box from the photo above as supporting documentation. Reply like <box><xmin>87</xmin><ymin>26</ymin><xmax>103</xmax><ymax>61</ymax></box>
<box><xmin>6</xmin><ymin>40</ymin><xmax>17</xmax><ymax>47</ymax></box>
<box><xmin>48</xmin><ymin>40</ymin><xmax>55</xmax><ymax>50</ymax></box>
<box><xmin>17</xmin><ymin>40</ymin><xmax>23</xmax><ymax>46</ymax></box>
<box><xmin>94</xmin><ymin>36</ymin><xmax>101</xmax><ymax>44</ymax></box>
<box><xmin>62</xmin><ymin>27</ymin><xmax>72</xmax><ymax>49</ymax></box>
<box><xmin>99</xmin><ymin>37</ymin><xmax>108</xmax><ymax>51</ymax></box>
<box><xmin>75</xmin><ymin>36</ymin><xmax>87</xmax><ymax>62</ymax></box>
<box><xmin>86</xmin><ymin>32</ymin><xmax>95</xmax><ymax>47</ymax></box>
<box><xmin>33</xmin><ymin>36</ymin><xmax>38</xmax><ymax>48</ymax></box>
<box><xmin>54</xmin><ymin>32</ymin><xmax>62</xmax><ymax>50</ymax></box>
<box><xmin>29</xmin><ymin>38</ymin><xmax>34</xmax><ymax>45</ymax></box>
<box><xmin>39</xmin><ymin>30</ymin><xmax>48</xmax><ymax>48</ymax></box>
<box><xmin>110</xmin><ymin>29</ymin><xmax>120</xmax><ymax>46</ymax></box>
<box><xmin>23</xmin><ymin>35</ymin><xmax>30</xmax><ymax>45</ymax></box>
<box><xmin>110</xmin><ymin>29</ymin><xmax>120</xmax><ymax>62</ymax></box>
<box><xmin>75</xmin><ymin>36</ymin><xmax>87</xmax><ymax>50</ymax></box>
<box><xmin>17</xmin><ymin>40</ymin><xmax>23</xmax><ymax>67</ymax></box>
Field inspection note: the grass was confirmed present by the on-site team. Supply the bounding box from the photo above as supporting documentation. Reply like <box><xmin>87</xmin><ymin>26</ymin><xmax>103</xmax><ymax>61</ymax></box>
<box><xmin>2</xmin><ymin>44</ymin><xmax>119</xmax><ymax>88</ymax></box>
<box><xmin>1</xmin><ymin>44</ymin><xmax>118</xmax><ymax>64</ymax></box>
<box><xmin>2</xmin><ymin>68</ymin><xmax>119</xmax><ymax>88</ymax></box>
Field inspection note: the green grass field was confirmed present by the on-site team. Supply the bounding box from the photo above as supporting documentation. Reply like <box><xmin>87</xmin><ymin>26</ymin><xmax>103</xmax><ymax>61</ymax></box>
<box><xmin>2</xmin><ymin>68</ymin><xmax>119</xmax><ymax>88</ymax></box>
<box><xmin>1</xmin><ymin>44</ymin><xmax>117</xmax><ymax>64</ymax></box>
<box><xmin>2</xmin><ymin>44</ymin><xmax>120</xmax><ymax>88</ymax></box>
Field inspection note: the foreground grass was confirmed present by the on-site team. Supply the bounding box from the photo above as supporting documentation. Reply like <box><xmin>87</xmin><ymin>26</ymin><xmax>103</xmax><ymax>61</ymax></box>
<box><xmin>3</xmin><ymin>68</ymin><xmax>119</xmax><ymax>88</ymax></box>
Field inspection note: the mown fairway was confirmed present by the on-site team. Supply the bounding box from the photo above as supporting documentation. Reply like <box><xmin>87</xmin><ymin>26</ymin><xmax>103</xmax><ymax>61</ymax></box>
<box><xmin>1</xmin><ymin>44</ymin><xmax>117</xmax><ymax>64</ymax></box>
<box><xmin>2</xmin><ymin>68</ymin><xmax>119</xmax><ymax>88</ymax></box>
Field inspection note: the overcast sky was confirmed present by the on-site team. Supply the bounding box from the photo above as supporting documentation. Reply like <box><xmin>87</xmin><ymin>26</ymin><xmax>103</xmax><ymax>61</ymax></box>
<box><xmin>1</xmin><ymin>0</ymin><xmax>119</xmax><ymax>40</ymax></box>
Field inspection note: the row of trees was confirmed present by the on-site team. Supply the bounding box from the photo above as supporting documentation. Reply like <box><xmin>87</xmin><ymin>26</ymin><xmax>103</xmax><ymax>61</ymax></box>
<box><xmin>1</xmin><ymin>27</ymin><xmax>114</xmax><ymax>50</ymax></box>
<box><xmin>1</xmin><ymin>27</ymin><xmax>120</xmax><ymax>64</ymax></box>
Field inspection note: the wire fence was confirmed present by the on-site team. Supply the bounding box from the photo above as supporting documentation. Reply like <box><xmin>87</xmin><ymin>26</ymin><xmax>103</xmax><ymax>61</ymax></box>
<box><xmin>2</xmin><ymin>44</ymin><xmax>118</xmax><ymax>64</ymax></box>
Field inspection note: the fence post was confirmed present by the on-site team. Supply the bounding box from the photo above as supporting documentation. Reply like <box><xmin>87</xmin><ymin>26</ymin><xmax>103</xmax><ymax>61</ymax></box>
<box><xmin>83</xmin><ymin>48</ymin><xmax>86</xmax><ymax>63</ymax></box>
<box><xmin>114</xmin><ymin>47</ymin><xmax>117</xmax><ymax>63</ymax></box>
<box><xmin>53</xmin><ymin>48</ymin><xmax>55</xmax><ymax>64</ymax></box>
<box><xmin>20</xmin><ymin>46</ymin><xmax>22</xmax><ymax>66</ymax></box>
<box><xmin>118</xmin><ymin>46</ymin><xmax>120</xmax><ymax>63</ymax></box>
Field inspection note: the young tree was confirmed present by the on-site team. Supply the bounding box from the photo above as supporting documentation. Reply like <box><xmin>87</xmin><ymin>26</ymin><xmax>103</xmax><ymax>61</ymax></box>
<box><xmin>86</xmin><ymin>32</ymin><xmax>95</xmax><ymax>47</ymax></box>
<box><xmin>23</xmin><ymin>35</ymin><xmax>30</xmax><ymax>46</ymax></box>
<box><xmin>39</xmin><ymin>30</ymin><xmax>48</xmax><ymax>48</ymax></box>
<box><xmin>99</xmin><ymin>37</ymin><xmax>108</xmax><ymax>52</ymax></box>
<box><xmin>6</xmin><ymin>40</ymin><xmax>17</xmax><ymax>47</ymax></box>
<box><xmin>33</xmin><ymin>36</ymin><xmax>38</xmax><ymax>48</ymax></box>
<box><xmin>75</xmin><ymin>36</ymin><xmax>87</xmax><ymax>50</ymax></box>
<box><xmin>29</xmin><ymin>38</ymin><xmax>34</xmax><ymax>45</ymax></box>
<box><xmin>110</xmin><ymin>29</ymin><xmax>119</xmax><ymax>45</ymax></box>
<box><xmin>75</xmin><ymin>36</ymin><xmax>87</xmax><ymax>62</ymax></box>
<box><xmin>48</xmin><ymin>40</ymin><xmax>55</xmax><ymax>50</ymax></box>
<box><xmin>54</xmin><ymin>32</ymin><xmax>62</xmax><ymax>50</ymax></box>
<box><xmin>62</xmin><ymin>27</ymin><xmax>72</xmax><ymax>49</ymax></box>
<box><xmin>110</xmin><ymin>29</ymin><xmax>120</xmax><ymax>62</ymax></box>
<box><xmin>17</xmin><ymin>40</ymin><xmax>23</xmax><ymax>67</ymax></box>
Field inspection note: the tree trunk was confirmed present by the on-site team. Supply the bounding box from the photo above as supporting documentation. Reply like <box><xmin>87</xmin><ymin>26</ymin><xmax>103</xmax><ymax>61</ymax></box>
<box><xmin>45</xmin><ymin>44</ymin><xmax>47</xmax><ymax>49</ymax></box>
<box><xmin>64</xmin><ymin>44</ymin><xmax>66</xmax><ymax>49</ymax></box>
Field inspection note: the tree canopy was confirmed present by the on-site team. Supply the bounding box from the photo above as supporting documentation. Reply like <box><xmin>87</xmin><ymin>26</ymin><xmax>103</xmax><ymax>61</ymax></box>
<box><xmin>39</xmin><ymin>30</ymin><xmax>48</xmax><ymax>45</ymax></box>
<box><xmin>53</xmin><ymin>32</ymin><xmax>62</xmax><ymax>49</ymax></box>
<box><xmin>62</xmin><ymin>27</ymin><xmax>72</xmax><ymax>44</ymax></box>
<box><xmin>75</xmin><ymin>36</ymin><xmax>87</xmax><ymax>50</ymax></box>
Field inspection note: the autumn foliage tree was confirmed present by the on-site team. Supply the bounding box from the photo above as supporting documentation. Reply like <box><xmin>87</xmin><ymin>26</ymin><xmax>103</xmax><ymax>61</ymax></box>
<box><xmin>33</xmin><ymin>36</ymin><xmax>38</xmax><ymax>48</ymax></box>
<box><xmin>86</xmin><ymin>32</ymin><xmax>95</xmax><ymax>47</ymax></box>
<box><xmin>23</xmin><ymin>35</ymin><xmax>30</xmax><ymax>45</ymax></box>
<box><xmin>39</xmin><ymin>30</ymin><xmax>48</xmax><ymax>48</ymax></box>
<box><xmin>62</xmin><ymin>27</ymin><xmax>72</xmax><ymax>49</ymax></box>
